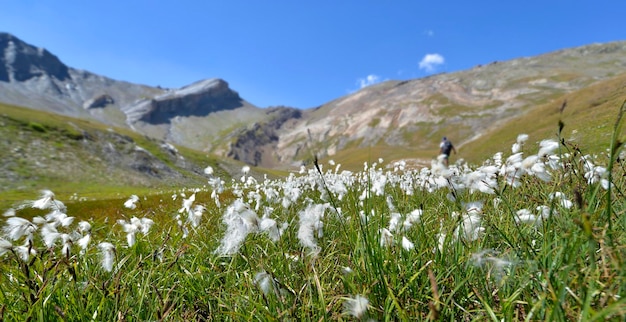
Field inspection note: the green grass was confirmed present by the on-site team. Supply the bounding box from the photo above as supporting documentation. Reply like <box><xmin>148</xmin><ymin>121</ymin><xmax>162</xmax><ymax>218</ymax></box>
<box><xmin>1</xmin><ymin>101</ymin><xmax>625</xmax><ymax>320</ymax></box>
<box><xmin>460</xmin><ymin>73</ymin><xmax>626</xmax><ymax>164</ymax></box>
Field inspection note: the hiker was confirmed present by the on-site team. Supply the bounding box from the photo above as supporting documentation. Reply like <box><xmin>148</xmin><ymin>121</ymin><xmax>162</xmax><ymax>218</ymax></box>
<box><xmin>439</xmin><ymin>137</ymin><xmax>457</xmax><ymax>166</ymax></box>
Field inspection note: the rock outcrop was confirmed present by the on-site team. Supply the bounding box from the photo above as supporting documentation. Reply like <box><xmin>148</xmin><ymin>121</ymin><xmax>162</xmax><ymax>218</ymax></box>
<box><xmin>227</xmin><ymin>106</ymin><xmax>302</xmax><ymax>166</ymax></box>
<box><xmin>0</xmin><ymin>32</ymin><xmax>70</xmax><ymax>82</ymax></box>
<box><xmin>83</xmin><ymin>94</ymin><xmax>114</xmax><ymax>109</ymax></box>
<box><xmin>122</xmin><ymin>78</ymin><xmax>244</xmax><ymax>124</ymax></box>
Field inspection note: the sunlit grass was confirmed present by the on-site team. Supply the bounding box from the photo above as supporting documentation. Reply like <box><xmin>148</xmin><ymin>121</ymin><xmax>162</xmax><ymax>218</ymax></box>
<box><xmin>1</xmin><ymin>99</ymin><xmax>625</xmax><ymax>320</ymax></box>
<box><xmin>0</xmin><ymin>99</ymin><xmax>626</xmax><ymax>321</ymax></box>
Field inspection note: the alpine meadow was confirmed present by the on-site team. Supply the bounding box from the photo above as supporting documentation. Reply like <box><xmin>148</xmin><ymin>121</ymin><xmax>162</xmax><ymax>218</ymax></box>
<box><xmin>1</xmin><ymin>100</ymin><xmax>626</xmax><ymax>320</ymax></box>
<box><xmin>1</xmin><ymin>32</ymin><xmax>626</xmax><ymax>320</ymax></box>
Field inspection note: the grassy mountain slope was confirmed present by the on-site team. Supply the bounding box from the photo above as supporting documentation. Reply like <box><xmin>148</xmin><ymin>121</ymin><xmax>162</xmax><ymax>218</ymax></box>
<box><xmin>0</xmin><ymin>102</ymin><xmax>280</xmax><ymax>209</ymax></box>
<box><xmin>268</xmin><ymin>41</ymin><xmax>626</xmax><ymax>170</ymax></box>
<box><xmin>460</xmin><ymin>72</ymin><xmax>626</xmax><ymax>163</ymax></box>
<box><xmin>317</xmin><ymin>72</ymin><xmax>626</xmax><ymax>170</ymax></box>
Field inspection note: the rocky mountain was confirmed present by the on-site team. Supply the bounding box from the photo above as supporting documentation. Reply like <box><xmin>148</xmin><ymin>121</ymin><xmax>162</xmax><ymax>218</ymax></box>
<box><xmin>2</xmin><ymin>31</ymin><xmax>626</xmax><ymax>170</ymax></box>
<box><xmin>0</xmin><ymin>32</ymin><xmax>272</xmax><ymax>154</ymax></box>
<box><xmin>261</xmin><ymin>41</ymin><xmax>626</xmax><ymax>167</ymax></box>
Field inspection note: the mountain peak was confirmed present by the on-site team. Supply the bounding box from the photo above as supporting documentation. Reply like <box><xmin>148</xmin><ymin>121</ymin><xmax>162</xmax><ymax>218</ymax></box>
<box><xmin>0</xmin><ymin>32</ymin><xmax>70</xmax><ymax>82</ymax></box>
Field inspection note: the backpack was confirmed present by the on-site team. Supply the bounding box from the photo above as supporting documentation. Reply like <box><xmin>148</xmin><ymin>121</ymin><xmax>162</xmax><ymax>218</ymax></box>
<box><xmin>442</xmin><ymin>140</ymin><xmax>453</xmax><ymax>155</ymax></box>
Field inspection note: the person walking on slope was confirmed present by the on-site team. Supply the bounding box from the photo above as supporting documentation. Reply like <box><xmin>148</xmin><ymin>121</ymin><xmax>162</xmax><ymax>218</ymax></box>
<box><xmin>439</xmin><ymin>137</ymin><xmax>457</xmax><ymax>167</ymax></box>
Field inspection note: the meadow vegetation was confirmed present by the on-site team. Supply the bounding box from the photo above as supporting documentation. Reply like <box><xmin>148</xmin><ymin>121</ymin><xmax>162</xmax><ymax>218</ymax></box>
<box><xmin>1</xmin><ymin>100</ymin><xmax>625</xmax><ymax>320</ymax></box>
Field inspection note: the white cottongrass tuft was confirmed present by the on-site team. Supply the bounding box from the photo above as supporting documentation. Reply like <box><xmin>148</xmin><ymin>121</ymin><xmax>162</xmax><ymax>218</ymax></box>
<box><xmin>204</xmin><ymin>165</ymin><xmax>214</xmax><ymax>175</ymax></box>
<box><xmin>97</xmin><ymin>242</ymin><xmax>116</xmax><ymax>272</ymax></box>
<box><xmin>117</xmin><ymin>217</ymin><xmax>155</xmax><ymax>247</ymax></box>
<box><xmin>254</xmin><ymin>271</ymin><xmax>277</xmax><ymax>296</ymax></box>
<box><xmin>403</xmin><ymin>208</ymin><xmax>422</xmax><ymax>231</ymax></box>
<box><xmin>297</xmin><ymin>203</ymin><xmax>328</xmax><ymax>255</ymax></box>
<box><xmin>45</xmin><ymin>210</ymin><xmax>74</xmax><ymax>227</ymax></box>
<box><xmin>215</xmin><ymin>199</ymin><xmax>261</xmax><ymax>256</ymax></box>
<box><xmin>344</xmin><ymin>294</ymin><xmax>370</xmax><ymax>318</ymax></box>
<box><xmin>14</xmin><ymin>241</ymin><xmax>36</xmax><ymax>262</ymax></box>
<box><xmin>453</xmin><ymin>209</ymin><xmax>484</xmax><ymax>242</ymax></box>
<box><xmin>471</xmin><ymin>249</ymin><xmax>516</xmax><ymax>281</ymax></box>
<box><xmin>380</xmin><ymin>228</ymin><xmax>394</xmax><ymax>247</ymax></box>
<box><xmin>550</xmin><ymin>191</ymin><xmax>573</xmax><ymax>209</ymax></box>
<box><xmin>3</xmin><ymin>217</ymin><xmax>37</xmax><ymax>242</ymax></box>
<box><xmin>0</xmin><ymin>238</ymin><xmax>13</xmax><ymax>256</ymax></box>
<box><xmin>124</xmin><ymin>195</ymin><xmax>140</xmax><ymax>209</ymax></box>
<box><xmin>30</xmin><ymin>190</ymin><xmax>66</xmax><ymax>212</ymax></box>
<box><xmin>401</xmin><ymin>236</ymin><xmax>415</xmax><ymax>251</ymax></box>
<box><xmin>3</xmin><ymin>208</ymin><xmax>16</xmax><ymax>217</ymax></box>
<box><xmin>515</xmin><ymin>208</ymin><xmax>540</xmax><ymax>226</ymax></box>
<box><xmin>537</xmin><ymin>139</ymin><xmax>559</xmax><ymax>157</ymax></box>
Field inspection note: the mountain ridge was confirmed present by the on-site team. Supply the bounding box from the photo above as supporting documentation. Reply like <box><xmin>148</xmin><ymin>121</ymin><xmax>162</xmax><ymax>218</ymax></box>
<box><xmin>1</xmin><ymin>31</ymin><xmax>626</xmax><ymax>170</ymax></box>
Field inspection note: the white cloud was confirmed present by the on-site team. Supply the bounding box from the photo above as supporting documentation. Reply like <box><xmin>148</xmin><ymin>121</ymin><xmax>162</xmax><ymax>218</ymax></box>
<box><xmin>357</xmin><ymin>74</ymin><xmax>381</xmax><ymax>88</ymax></box>
<box><xmin>423</xmin><ymin>30</ymin><xmax>434</xmax><ymax>37</ymax></box>
<box><xmin>418</xmin><ymin>53</ymin><xmax>445</xmax><ymax>73</ymax></box>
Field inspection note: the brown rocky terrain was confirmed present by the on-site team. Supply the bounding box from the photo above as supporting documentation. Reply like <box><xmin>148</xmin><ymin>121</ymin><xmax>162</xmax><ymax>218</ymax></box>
<box><xmin>2</xmin><ymin>31</ymin><xmax>626</xmax><ymax>170</ymax></box>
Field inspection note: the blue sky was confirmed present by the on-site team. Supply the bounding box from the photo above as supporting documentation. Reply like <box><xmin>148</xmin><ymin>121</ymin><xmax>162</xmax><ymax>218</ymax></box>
<box><xmin>1</xmin><ymin>1</ymin><xmax>625</xmax><ymax>108</ymax></box>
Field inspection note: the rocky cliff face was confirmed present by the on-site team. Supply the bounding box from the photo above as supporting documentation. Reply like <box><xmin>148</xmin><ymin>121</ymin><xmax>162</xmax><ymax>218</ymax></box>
<box><xmin>227</xmin><ymin>106</ymin><xmax>302</xmax><ymax>166</ymax></box>
<box><xmin>0</xmin><ymin>32</ymin><xmax>70</xmax><ymax>82</ymax></box>
<box><xmin>122</xmin><ymin>78</ymin><xmax>244</xmax><ymax>124</ymax></box>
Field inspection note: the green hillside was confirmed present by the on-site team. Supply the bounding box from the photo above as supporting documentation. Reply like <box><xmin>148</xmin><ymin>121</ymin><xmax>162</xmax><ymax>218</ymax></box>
<box><xmin>460</xmin><ymin>72</ymin><xmax>626</xmax><ymax>164</ymax></box>
<box><xmin>0</xmin><ymin>103</ymin><xmax>238</xmax><ymax>208</ymax></box>
<box><xmin>322</xmin><ymin>73</ymin><xmax>626</xmax><ymax>171</ymax></box>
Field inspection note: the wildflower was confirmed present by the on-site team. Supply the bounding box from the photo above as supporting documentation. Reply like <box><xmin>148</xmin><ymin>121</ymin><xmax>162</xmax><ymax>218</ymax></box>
<box><xmin>470</xmin><ymin>249</ymin><xmax>515</xmax><ymax>281</ymax></box>
<box><xmin>344</xmin><ymin>294</ymin><xmax>370</xmax><ymax>318</ymax></box>
<box><xmin>537</xmin><ymin>139</ymin><xmax>559</xmax><ymax>157</ymax></box>
<box><xmin>550</xmin><ymin>192</ymin><xmax>573</xmax><ymax>209</ymax></box>
<box><xmin>124</xmin><ymin>195</ymin><xmax>140</xmax><ymax>209</ymax></box>
<box><xmin>536</xmin><ymin>205</ymin><xmax>555</xmax><ymax>220</ymax></box>
<box><xmin>515</xmin><ymin>208</ymin><xmax>541</xmax><ymax>226</ymax></box>
<box><xmin>76</xmin><ymin>232</ymin><xmax>91</xmax><ymax>251</ymax></box>
<box><xmin>189</xmin><ymin>205</ymin><xmax>205</xmax><ymax>228</ymax></box>
<box><xmin>3</xmin><ymin>217</ymin><xmax>37</xmax><ymax>242</ymax></box>
<box><xmin>259</xmin><ymin>209</ymin><xmax>288</xmax><ymax>242</ymax></box>
<box><xmin>401</xmin><ymin>236</ymin><xmax>415</xmax><ymax>251</ymax></box>
<box><xmin>380</xmin><ymin>228</ymin><xmax>393</xmax><ymax>247</ymax></box>
<box><xmin>204</xmin><ymin>165</ymin><xmax>214</xmax><ymax>175</ymax></box>
<box><xmin>41</xmin><ymin>224</ymin><xmax>61</xmax><ymax>248</ymax></box>
<box><xmin>402</xmin><ymin>208</ymin><xmax>422</xmax><ymax>231</ymax></box>
<box><xmin>254</xmin><ymin>271</ymin><xmax>277</xmax><ymax>296</ymax></box>
<box><xmin>388</xmin><ymin>212</ymin><xmax>401</xmax><ymax>232</ymax></box>
<box><xmin>118</xmin><ymin>219</ymin><xmax>138</xmax><ymax>246</ymax></box>
<box><xmin>517</xmin><ymin>134</ymin><xmax>529</xmax><ymax>144</ymax></box>
<box><xmin>0</xmin><ymin>238</ymin><xmax>13</xmax><ymax>256</ymax></box>
<box><xmin>14</xmin><ymin>241</ymin><xmax>36</xmax><ymax>262</ymax></box>
<box><xmin>512</xmin><ymin>134</ymin><xmax>529</xmax><ymax>153</ymax></box>
<box><xmin>45</xmin><ymin>210</ymin><xmax>75</xmax><ymax>227</ymax></box>
<box><xmin>297</xmin><ymin>203</ymin><xmax>328</xmax><ymax>255</ymax></box>
<box><xmin>31</xmin><ymin>189</ymin><xmax>55</xmax><ymax>209</ymax></box>
<box><xmin>60</xmin><ymin>233</ymin><xmax>72</xmax><ymax>258</ymax></box>
<box><xmin>97</xmin><ymin>242</ymin><xmax>116</xmax><ymax>272</ymax></box>
<box><xmin>454</xmin><ymin>210</ymin><xmax>484</xmax><ymax>242</ymax></box>
<box><xmin>117</xmin><ymin>217</ymin><xmax>154</xmax><ymax>247</ymax></box>
<box><xmin>215</xmin><ymin>199</ymin><xmax>261</xmax><ymax>256</ymax></box>
<box><xmin>371</xmin><ymin>174</ymin><xmax>387</xmax><ymax>196</ymax></box>
<box><xmin>436</xmin><ymin>232</ymin><xmax>447</xmax><ymax>253</ymax></box>
<box><xmin>77</xmin><ymin>221</ymin><xmax>91</xmax><ymax>233</ymax></box>
<box><xmin>178</xmin><ymin>193</ymin><xmax>196</xmax><ymax>214</ymax></box>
